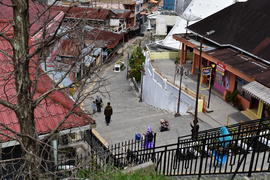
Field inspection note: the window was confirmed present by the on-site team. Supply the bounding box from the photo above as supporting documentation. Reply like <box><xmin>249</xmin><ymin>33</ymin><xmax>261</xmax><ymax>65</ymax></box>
<box><xmin>166</xmin><ymin>25</ymin><xmax>173</xmax><ymax>34</ymax></box>
<box><xmin>215</xmin><ymin>72</ymin><xmax>223</xmax><ymax>87</ymax></box>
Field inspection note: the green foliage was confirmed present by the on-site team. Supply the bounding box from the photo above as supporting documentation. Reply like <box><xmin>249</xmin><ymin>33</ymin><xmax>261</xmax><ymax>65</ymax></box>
<box><xmin>77</xmin><ymin>165</ymin><xmax>171</xmax><ymax>180</ymax></box>
<box><xmin>129</xmin><ymin>46</ymin><xmax>145</xmax><ymax>82</ymax></box>
<box><xmin>225</xmin><ymin>90</ymin><xmax>242</xmax><ymax>110</ymax></box>
<box><xmin>225</xmin><ymin>90</ymin><xmax>238</xmax><ymax>103</ymax></box>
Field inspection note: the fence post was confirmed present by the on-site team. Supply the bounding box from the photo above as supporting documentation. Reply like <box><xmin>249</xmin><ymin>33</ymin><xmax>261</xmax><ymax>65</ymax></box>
<box><xmin>151</xmin><ymin>133</ymin><xmax>157</xmax><ymax>162</ymax></box>
<box><xmin>198</xmin><ymin>139</ymin><xmax>206</xmax><ymax>179</ymax></box>
<box><xmin>248</xmin><ymin>130</ymin><xmax>259</xmax><ymax>177</ymax></box>
<box><xmin>163</xmin><ymin>146</ymin><xmax>167</xmax><ymax>175</ymax></box>
<box><xmin>88</xmin><ymin>128</ymin><xmax>92</xmax><ymax>148</ymax></box>
<box><xmin>232</xmin><ymin>119</ymin><xmax>263</xmax><ymax>179</ymax></box>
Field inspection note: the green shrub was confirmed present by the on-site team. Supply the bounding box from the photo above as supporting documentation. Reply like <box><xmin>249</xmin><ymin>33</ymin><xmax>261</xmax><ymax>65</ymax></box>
<box><xmin>77</xmin><ymin>165</ymin><xmax>171</xmax><ymax>180</ymax></box>
<box><xmin>225</xmin><ymin>90</ymin><xmax>238</xmax><ymax>103</ymax></box>
<box><xmin>128</xmin><ymin>46</ymin><xmax>145</xmax><ymax>82</ymax></box>
<box><xmin>225</xmin><ymin>90</ymin><xmax>243</xmax><ymax>110</ymax></box>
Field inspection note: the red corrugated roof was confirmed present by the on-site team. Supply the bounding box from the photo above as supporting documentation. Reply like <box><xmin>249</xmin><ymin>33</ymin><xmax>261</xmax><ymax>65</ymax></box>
<box><xmin>51</xmin><ymin>6</ymin><xmax>115</xmax><ymax>20</ymax></box>
<box><xmin>0</xmin><ymin>0</ymin><xmax>62</xmax><ymax>36</ymax></box>
<box><xmin>0</xmin><ymin>38</ymin><xmax>95</xmax><ymax>142</ymax></box>
<box><xmin>115</xmin><ymin>11</ymin><xmax>132</xmax><ymax>19</ymax></box>
<box><xmin>85</xmin><ymin>28</ymin><xmax>123</xmax><ymax>49</ymax></box>
<box><xmin>0</xmin><ymin>23</ymin><xmax>95</xmax><ymax>142</ymax></box>
<box><xmin>0</xmin><ymin>21</ymin><xmax>13</xmax><ymax>36</ymax></box>
<box><xmin>58</xmin><ymin>39</ymin><xmax>81</xmax><ymax>57</ymax></box>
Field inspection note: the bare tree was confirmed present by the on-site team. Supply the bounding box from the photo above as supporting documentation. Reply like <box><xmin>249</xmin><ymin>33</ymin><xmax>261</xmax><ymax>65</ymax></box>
<box><xmin>0</xmin><ymin>0</ymin><xmax>110</xmax><ymax>179</ymax></box>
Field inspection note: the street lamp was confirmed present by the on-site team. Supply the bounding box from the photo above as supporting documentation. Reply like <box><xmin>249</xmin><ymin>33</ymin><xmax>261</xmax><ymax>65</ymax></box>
<box><xmin>175</xmin><ymin>65</ymin><xmax>184</xmax><ymax>117</ymax></box>
<box><xmin>191</xmin><ymin>30</ymin><xmax>215</xmax><ymax>140</ymax></box>
<box><xmin>207</xmin><ymin>63</ymin><xmax>216</xmax><ymax>109</ymax></box>
<box><xmin>122</xmin><ymin>30</ymin><xmax>125</xmax><ymax>56</ymax></box>
<box><xmin>139</xmin><ymin>63</ymin><xmax>145</xmax><ymax>102</ymax></box>
<box><xmin>126</xmin><ymin>53</ymin><xmax>129</xmax><ymax>79</ymax></box>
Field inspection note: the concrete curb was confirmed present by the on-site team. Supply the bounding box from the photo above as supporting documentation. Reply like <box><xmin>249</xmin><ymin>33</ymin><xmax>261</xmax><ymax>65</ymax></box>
<box><xmin>128</xmin><ymin>78</ymin><xmax>140</xmax><ymax>97</ymax></box>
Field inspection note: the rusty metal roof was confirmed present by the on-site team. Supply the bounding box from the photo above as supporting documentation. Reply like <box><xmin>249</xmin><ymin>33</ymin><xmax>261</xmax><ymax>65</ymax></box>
<box><xmin>51</xmin><ymin>6</ymin><xmax>115</xmax><ymax>20</ymax></box>
<box><xmin>115</xmin><ymin>11</ymin><xmax>132</xmax><ymax>19</ymax></box>
<box><xmin>0</xmin><ymin>37</ymin><xmax>95</xmax><ymax>143</ymax></box>
<box><xmin>0</xmin><ymin>0</ymin><xmax>61</xmax><ymax>36</ymax></box>
<box><xmin>84</xmin><ymin>28</ymin><xmax>123</xmax><ymax>49</ymax></box>
<box><xmin>208</xmin><ymin>48</ymin><xmax>270</xmax><ymax>86</ymax></box>
<box><xmin>187</xmin><ymin>0</ymin><xmax>270</xmax><ymax>62</ymax></box>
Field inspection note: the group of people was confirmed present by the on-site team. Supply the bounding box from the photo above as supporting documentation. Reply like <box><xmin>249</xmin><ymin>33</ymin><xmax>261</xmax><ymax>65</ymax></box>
<box><xmin>92</xmin><ymin>96</ymin><xmax>103</xmax><ymax>114</ymax></box>
<box><xmin>91</xmin><ymin>96</ymin><xmax>113</xmax><ymax>126</ymax></box>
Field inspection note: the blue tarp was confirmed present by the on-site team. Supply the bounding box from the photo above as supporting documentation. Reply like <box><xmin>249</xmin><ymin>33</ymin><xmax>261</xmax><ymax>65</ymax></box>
<box><xmin>212</xmin><ymin>126</ymin><xmax>232</xmax><ymax>166</ymax></box>
<box><xmin>213</xmin><ymin>150</ymin><xmax>228</xmax><ymax>166</ymax></box>
<box><xmin>41</xmin><ymin>63</ymin><xmax>73</xmax><ymax>87</ymax></box>
<box><xmin>219</xmin><ymin>126</ymin><xmax>233</xmax><ymax>148</ymax></box>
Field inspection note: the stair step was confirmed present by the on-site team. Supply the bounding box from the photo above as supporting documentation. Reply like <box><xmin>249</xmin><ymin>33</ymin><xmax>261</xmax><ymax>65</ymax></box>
<box><xmin>241</xmin><ymin>110</ymin><xmax>259</xmax><ymax>120</ymax></box>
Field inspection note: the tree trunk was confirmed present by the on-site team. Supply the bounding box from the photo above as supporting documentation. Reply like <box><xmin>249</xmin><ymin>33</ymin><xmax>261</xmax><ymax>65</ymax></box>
<box><xmin>12</xmin><ymin>0</ymin><xmax>39</xmax><ymax>179</ymax></box>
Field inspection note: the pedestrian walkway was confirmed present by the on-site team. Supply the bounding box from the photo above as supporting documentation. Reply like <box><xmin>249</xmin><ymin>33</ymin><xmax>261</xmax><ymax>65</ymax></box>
<box><xmin>84</xmin><ymin>62</ymin><xmax>212</xmax><ymax>147</ymax></box>
<box><xmin>151</xmin><ymin>59</ymin><xmax>239</xmax><ymax>127</ymax></box>
<box><xmin>82</xmin><ymin>38</ymin><xmax>222</xmax><ymax>147</ymax></box>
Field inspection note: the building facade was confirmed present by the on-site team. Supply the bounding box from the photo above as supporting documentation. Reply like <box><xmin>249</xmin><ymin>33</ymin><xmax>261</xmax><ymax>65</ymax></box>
<box><xmin>173</xmin><ymin>0</ymin><xmax>270</xmax><ymax>121</ymax></box>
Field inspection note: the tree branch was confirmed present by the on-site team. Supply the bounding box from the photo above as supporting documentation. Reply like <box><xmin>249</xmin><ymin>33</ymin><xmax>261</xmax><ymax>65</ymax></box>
<box><xmin>0</xmin><ymin>1</ymin><xmax>14</xmax><ymax>7</ymax></box>
<box><xmin>0</xmin><ymin>98</ymin><xmax>16</xmax><ymax>111</ymax></box>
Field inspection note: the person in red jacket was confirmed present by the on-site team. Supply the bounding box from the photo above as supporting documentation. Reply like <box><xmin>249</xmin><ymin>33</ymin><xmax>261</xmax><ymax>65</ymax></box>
<box><xmin>104</xmin><ymin>102</ymin><xmax>113</xmax><ymax>126</ymax></box>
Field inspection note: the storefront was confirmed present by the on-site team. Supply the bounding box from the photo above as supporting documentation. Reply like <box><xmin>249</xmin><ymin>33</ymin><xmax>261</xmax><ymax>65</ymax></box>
<box><xmin>173</xmin><ymin>34</ymin><xmax>270</xmax><ymax>115</ymax></box>
<box><xmin>242</xmin><ymin>81</ymin><xmax>270</xmax><ymax>120</ymax></box>
<box><xmin>213</xmin><ymin>62</ymin><xmax>229</xmax><ymax>94</ymax></box>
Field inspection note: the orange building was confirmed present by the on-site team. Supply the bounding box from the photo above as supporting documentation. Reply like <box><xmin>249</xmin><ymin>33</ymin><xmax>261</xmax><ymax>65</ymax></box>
<box><xmin>173</xmin><ymin>0</ymin><xmax>270</xmax><ymax>120</ymax></box>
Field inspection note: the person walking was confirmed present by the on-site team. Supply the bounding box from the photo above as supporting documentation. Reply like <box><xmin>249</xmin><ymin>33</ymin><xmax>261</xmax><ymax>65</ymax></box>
<box><xmin>91</xmin><ymin>101</ymin><xmax>97</xmax><ymax>114</ymax></box>
<box><xmin>104</xmin><ymin>102</ymin><xmax>113</xmax><ymax>126</ymax></box>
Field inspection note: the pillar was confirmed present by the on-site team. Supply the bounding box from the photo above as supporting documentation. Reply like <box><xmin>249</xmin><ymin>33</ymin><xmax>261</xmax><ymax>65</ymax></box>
<box><xmin>192</xmin><ymin>54</ymin><xmax>199</xmax><ymax>74</ymax></box>
<box><xmin>51</xmin><ymin>140</ymin><xmax>58</xmax><ymax>166</ymax></box>
<box><xmin>183</xmin><ymin>44</ymin><xmax>187</xmax><ymax>64</ymax></box>
<box><xmin>180</xmin><ymin>43</ymin><xmax>184</xmax><ymax>64</ymax></box>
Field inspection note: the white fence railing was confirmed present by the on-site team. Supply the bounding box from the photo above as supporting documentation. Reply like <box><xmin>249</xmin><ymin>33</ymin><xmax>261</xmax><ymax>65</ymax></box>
<box><xmin>142</xmin><ymin>51</ymin><xmax>203</xmax><ymax>114</ymax></box>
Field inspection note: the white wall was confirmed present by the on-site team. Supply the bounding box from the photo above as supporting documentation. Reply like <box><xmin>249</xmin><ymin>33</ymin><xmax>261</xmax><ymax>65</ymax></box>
<box><xmin>142</xmin><ymin>52</ymin><xmax>196</xmax><ymax>114</ymax></box>
<box><xmin>155</xmin><ymin>15</ymin><xmax>178</xmax><ymax>36</ymax></box>
<box><xmin>160</xmin><ymin>0</ymin><xmax>235</xmax><ymax>50</ymax></box>
<box><xmin>110</xmin><ymin>19</ymin><xmax>120</xmax><ymax>27</ymax></box>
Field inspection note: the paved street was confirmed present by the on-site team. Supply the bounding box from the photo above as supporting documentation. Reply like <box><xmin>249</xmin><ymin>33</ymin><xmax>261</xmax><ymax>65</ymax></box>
<box><xmin>151</xmin><ymin>59</ymin><xmax>239</xmax><ymax>127</ymax></box>
<box><xmin>84</xmin><ymin>62</ymin><xmax>212</xmax><ymax>147</ymax></box>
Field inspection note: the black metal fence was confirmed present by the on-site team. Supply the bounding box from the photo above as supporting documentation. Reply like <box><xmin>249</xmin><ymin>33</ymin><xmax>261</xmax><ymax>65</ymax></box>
<box><xmin>2</xmin><ymin>119</ymin><xmax>270</xmax><ymax>179</ymax></box>
<box><xmin>108</xmin><ymin>133</ymin><xmax>157</xmax><ymax>167</ymax></box>
<box><xmin>43</xmin><ymin>119</ymin><xmax>270</xmax><ymax>178</ymax></box>
<box><xmin>153</xmin><ymin>118</ymin><xmax>270</xmax><ymax>178</ymax></box>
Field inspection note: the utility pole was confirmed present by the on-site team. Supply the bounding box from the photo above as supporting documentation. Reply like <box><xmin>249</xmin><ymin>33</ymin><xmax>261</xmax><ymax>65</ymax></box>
<box><xmin>126</xmin><ymin>53</ymin><xmax>129</xmax><ymax>79</ymax></box>
<box><xmin>122</xmin><ymin>30</ymin><xmax>125</xmax><ymax>56</ymax></box>
<box><xmin>192</xmin><ymin>30</ymin><xmax>215</xmax><ymax>140</ymax></box>
<box><xmin>207</xmin><ymin>64</ymin><xmax>216</xmax><ymax>109</ymax></box>
<box><xmin>175</xmin><ymin>65</ymin><xmax>184</xmax><ymax>117</ymax></box>
<box><xmin>139</xmin><ymin>63</ymin><xmax>145</xmax><ymax>102</ymax></box>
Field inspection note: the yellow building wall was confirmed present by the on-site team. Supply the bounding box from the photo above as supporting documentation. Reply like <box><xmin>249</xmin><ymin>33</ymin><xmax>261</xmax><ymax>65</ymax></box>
<box><xmin>241</xmin><ymin>100</ymin><xmax>264</xmax><ymax>120</ymax></box>
<box><xmin>198</xmin><ymin>99</ymin><xmax>203</xmax><ymax>112</ymax></box>
<box><xmin>150</xmin><ymin>51</ymin><xmax>179</xmax><ymax>60</ymax></box>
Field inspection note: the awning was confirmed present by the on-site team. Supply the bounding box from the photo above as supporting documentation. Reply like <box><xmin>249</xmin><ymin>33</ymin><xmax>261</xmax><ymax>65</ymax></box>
<box><xmin>242</xmin><ymin>81</ymin><xmax>270</xmax><ymax>105</ymax></box>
